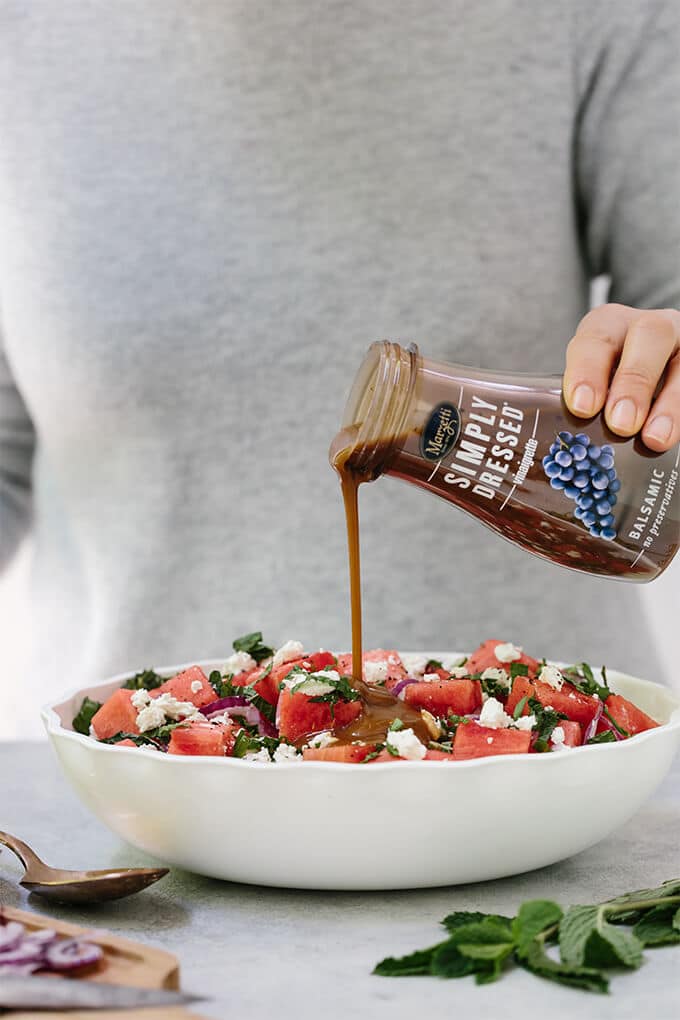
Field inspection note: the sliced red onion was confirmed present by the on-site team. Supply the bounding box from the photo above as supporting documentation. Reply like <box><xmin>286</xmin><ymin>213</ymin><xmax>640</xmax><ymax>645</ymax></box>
<box><xmin>0</xmin><ymin>920</ymin><xmax>102</xmax><ymax>975</ymax></box>
<box><xmin>0</xmin><ymin>962</ymin><xmax>41</xmax><ymax>976</ymax></box>
<box><xmin>582</xmin><ymin>700</ymin><xmax>604</xmax><ymax>744</ymax></box>
<box><xmin>44</xmin><ymin>938</ymin><xmax>103</xmax><ymax>971</ymax></box>
<box><xmin>204</xmin><ymin>697</ymin><xmax>276</xmax><ymax>737</ymax></box>
<box><xmin>391</xmin><ymin>678</ymin><xmax>420</xmax><ymax>700</ymax></box>
<box><xmin>597</xmin><ymin>711</ymin><xmax>626</xmax><ymax>742</ymax></box>
<box><xmin>0</xmin><ymin>921</ymin><xmax>24</xmax><ymax>952</ymax></box>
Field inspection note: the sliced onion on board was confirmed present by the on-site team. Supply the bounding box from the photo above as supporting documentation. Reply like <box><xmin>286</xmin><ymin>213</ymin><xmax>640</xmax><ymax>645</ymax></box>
<box><xmin>0</xmin><ymin>918</ymin><xmax>103</xmax><ymax>976</ymax></box>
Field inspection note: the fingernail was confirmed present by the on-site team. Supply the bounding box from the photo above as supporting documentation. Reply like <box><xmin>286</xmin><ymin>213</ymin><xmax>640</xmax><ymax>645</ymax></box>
<box><xmin>645</xmin><ymin>415</ymin><xmax>673</xmax><ymax>444</ymax></box>
<box><xmin>571</xmin><ymin>383</ymin><xmax>595</xmax><ymax>415</ymax></box>
<box><xmin>609</xmin><ymin>397</ymin><xmax>637</xmax><ymax>432</ymax></box>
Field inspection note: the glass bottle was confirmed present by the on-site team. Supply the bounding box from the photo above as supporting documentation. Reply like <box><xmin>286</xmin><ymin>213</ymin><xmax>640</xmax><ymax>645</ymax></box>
<box><xmin>331</xmin><ymin>341</ymin><xmax>679</xmax><ymax>581</ymax></box>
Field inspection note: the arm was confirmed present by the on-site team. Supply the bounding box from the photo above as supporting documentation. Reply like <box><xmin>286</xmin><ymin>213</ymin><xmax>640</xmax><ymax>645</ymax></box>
<box><xmin>563</xmin><ymin>0</ymin><xmax>680</xmax><ymax>450</ymax></box>
<box><xmin>0</xmin><ymin>327</ymin><xmax>35</xmax><ymax>570</ymax></box>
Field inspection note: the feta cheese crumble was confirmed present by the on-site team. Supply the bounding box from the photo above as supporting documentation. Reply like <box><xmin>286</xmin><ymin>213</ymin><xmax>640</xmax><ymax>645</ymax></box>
<box><xmin>307</xmin><ymin>731</ymin><xmax>337</xmax><ymax>749</ymax></box>
<box><xmin>423</xmin><ymin>672</ymin><xmax>441</xmax><ymax>683</ymax></box>
<box><xmin>284</xmin><ymin>669</ymin><xmax>340</xmax><ymax>694</ymax></box>
<box><xmin>363</xmin><ymin>659</ymin><xmax>388</xmax><ymax>684</ymax></box>
<box><xmin>222</xmin><ymin>650</ymin><xmax>257</xmax><ymax>675</ymax></box>
<box><xmin>135</xmin><ymin>692</ymin><xmax>201</xmax><ymax>733</ymax></box>
<box><xmin>272</xmin><ymin>640</ymin><xmax>305</xmax><ymax>667</ymax></box>
<box><xmin>244</xmin><ymin>748</ymin><xmax>273</xmax><ymax>764</ymax></box>
<box><xmin>551</xmin><ymin>726</ymin><xmax>571</xmax><ymax>749</ymax></box>
<box><xmin>478</xmin><ymin>696</ymin><xmax>514</xmax><ymax>729</ymax></box>
<box><xmin>539</xmin><ymin>664</ymin><xmax>565</xmax><ymax>691</ymax></box>
<box><xmin>480</xmin><ymin>667</ymin><xmax>510</xmax><ymax>689</ymax></box>
<box><xmin>448</xmin><ymin>665</ymin><xmax>470</xmax><ymax>678</ymax></box>
<box><xmin>273</xmin><ymin>743</ymin><xmax>302</xmax><ymax>763</ymax></box>
<box><xmin>190</xmin><ymin>679</ymin><xmax>204</xmax><ymax>694</ymax></box>
<box><xmin>385</xmin><ymin>728</ymin><xmax>427</xmax><ymax>760</ymax></box>
<box><xmin>514</xmin><ymin>714</ymin><xmax>537</xmax><ymax>732</ymax></box>
<box><xmin>130</xmin><ymin>688</ymin><xmax>151</xmax><ymax>711</ymax></box>
<box><xmin>494</xmin><ymin>642</ymin><xmax>522</xmax><ymax>664</ymax></box>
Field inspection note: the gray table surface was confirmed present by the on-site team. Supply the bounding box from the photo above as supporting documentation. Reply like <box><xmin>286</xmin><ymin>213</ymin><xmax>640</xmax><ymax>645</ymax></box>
<box><xmin>2</xmin><ymin>741</ymin><xmax>680</xmax><ymax>1020</ymax></box>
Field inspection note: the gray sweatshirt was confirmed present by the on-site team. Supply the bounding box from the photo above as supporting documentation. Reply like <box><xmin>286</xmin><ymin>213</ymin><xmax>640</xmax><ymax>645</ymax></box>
<box><xmin>1</xmin><ymin>1</ymin><xmax>678</xmax><ymax>722</ymax></box>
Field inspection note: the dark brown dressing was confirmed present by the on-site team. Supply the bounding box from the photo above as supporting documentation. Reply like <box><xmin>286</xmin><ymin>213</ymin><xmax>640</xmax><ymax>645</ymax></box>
<box><xmin>330</xmin><ymin>431</ymin><xmax>430</xmax><ymax>746</ymax></box>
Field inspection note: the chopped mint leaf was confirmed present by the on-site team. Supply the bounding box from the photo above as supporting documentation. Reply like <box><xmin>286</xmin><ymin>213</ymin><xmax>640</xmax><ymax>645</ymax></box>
<box><xmin>232</xmin><ymin>731</ymin><xmax>281</xmax><ymax>759</ymax></box>
<box><xmin>123</xmin><ymin>668</ymin><xmax>165</xmax><ymax>691</ymax></box>
<box><xmin>479</xmin><ymin>673</ymin><xmax>508</xmax><ymax>699</ymax></box>
<box><xmin>528</xmin><ymin>697</ymin><xmax>567</xmax><ymax>744</ymax></box>
<box><xmin>563</xmin><ymin>662</ymin><xmax>610</xmax><ymax>701</ymax></box>
<box><xmin>232</xmin><ymin>630</ymin><xmax>274</xmax><ymax>663</ymax></box>
<box><xmin>72</xmin><ymin>697</ymin><xmax>102</xmax><ymax>735</ymax></box>
<box><xmin>425</xmin><ymin>659</ymin><xmax>443</xmax><ymax>672</ymax></box>
<box><xmin>512</xmin><ymin>695</ymin><xmax>529</xmax><ymax>721</ymax></box>
<box><xmin>362</xmin><ymin>743</ymin><xmax>385</xmax><ymax>762</ymax></box>
<box><xmin>385</xmin><ymin>743</ymin><xmax>401</xmax><ymax>757</ymax></box>
<box><xmin>559</xmin><ymin>905</ymin><xmax>643</xmax><ymax>969</ymax></box>
<box><xmin>388</xmin><ymin>718</ymin><xmax>404</xmax><ymax>732</ymax></box>
<box><xmin>510</xmin><ymin>662</ymin><xmax>529</xmax><ymax>679</ymax></box>
<box><xmin>306</xmin><ymin>674</ymin><xmax>360</xmax><ymax>709</ymax></box>
<box><xmin>209</xmin><ymin>669</ymin><xmax>236</xmax><ymax>699</ymax></box>
<box><xmin>587</xmin><ymin>731</ymin><xmax>617</xmax><ymax>745</ymax></box>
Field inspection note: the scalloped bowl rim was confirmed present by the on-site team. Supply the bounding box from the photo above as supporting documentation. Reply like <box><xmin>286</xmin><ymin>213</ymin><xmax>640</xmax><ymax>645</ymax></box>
<box><xmin>42</xmin><ymin>654</ymin><xmax>680</xmax><ymax>770</ymax></box>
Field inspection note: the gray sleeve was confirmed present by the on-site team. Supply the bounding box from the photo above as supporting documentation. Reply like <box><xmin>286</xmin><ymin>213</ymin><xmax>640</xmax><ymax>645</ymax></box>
<box><xmin>574</xmin><ymin>0</ymin><xmax>680</xmax><ymax>308</ymax></box>
<box><xmin>0</xmin><ymin>327</ymin><xmax>35</xmax><ymax>571</ymax></box>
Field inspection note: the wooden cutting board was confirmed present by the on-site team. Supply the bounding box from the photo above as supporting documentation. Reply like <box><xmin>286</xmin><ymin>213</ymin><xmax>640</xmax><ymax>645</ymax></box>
<box><xmin>2</xmin><ymin>906</ymin><xmax>209</xmax><ymax>1019</ymax></box>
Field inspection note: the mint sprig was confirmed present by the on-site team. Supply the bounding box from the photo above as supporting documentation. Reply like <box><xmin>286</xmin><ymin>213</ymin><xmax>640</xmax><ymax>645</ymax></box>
<box><xmin>373</xmin><ymin>879</ymin><xmax>680</xmax><ymax>993</ymax></box>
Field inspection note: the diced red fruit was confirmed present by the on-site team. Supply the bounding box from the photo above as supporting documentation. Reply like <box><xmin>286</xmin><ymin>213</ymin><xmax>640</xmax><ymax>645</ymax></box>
<box><xmin>424</xmin><ymin>749</ymin><xmax>456</xmax><ymax>760</ymax></box>
<box><xmin>305</xmin><ymin>651</ymin><xmax>338</xmax><ymax>672</ymax></box>
<box><xmin>112</xmin><ymin>738</ymin><xmax>138</xmax><ymax>748</ymax></box>
<box><xmin>367</xmin><ymin>749</ymin><xmax>400</xmax><ymax>763</ymax></box>
<box><xmin>302</xmin><ymin>743</ymin><xmax>376</xmax><ymax>763</ymax></box>
<box><xmin>277</xmin><ymin>688</ymin><xmax>363</xmax><ymax>743</ymax></box>
<box><xmin>403</xmin><ymin>679</ymin><xmax>482</xmax><ymax>716</ymax></box>
<box><xmin>232</xmin><ymin>666</ymin><xmax>280</xmax><ymax>705</ymax></box>
<box><xmin>167</xmin><ymin>720</ymin><xmax>236</xmax><ymax>756</ymax></box>
<box><xmin>425</xmin><ymin>667</ymin><xmax>454</xmax><ymax>682</ymax></box>
<box><xmin>453</xmin><ymin>721</ymin><xmax>532</xmax><ymax>759</ymax></box>
<box><xmin>533</xmin><ymin>679</ymin><xmax>600</xmax><ymax>728</ymax></box>
<box><xmin>604</xmin><ymin>695</ymin><xmax>659</xmax><ymax>736</ymax></box>
<box><xmin>336</xmin><ymin>649</ymin><xmax>407</xmax><ymax>686</ymax></box>
<box><xmin>151</xmin><ymin>666</ymin><xmax>215</xmax><ymax>708</ymax></box>
<box><xmin>559</xmin><ymin>720</ymin><xmax>583</xmax><ymax>747</ymax></box>
<box><xmin>91</xmin><ymin>689</ymin><xmax>140</xmax><ymax>740</ymax></box>
<box><xmin>465</xmin><ymin>639</ymin><xmax>540</xmax><ymax>677</ymax></box>
<box><xmin>505</xmin><ymin>676</ymin><xmax>535</xmax><ymax>717</ymax></box>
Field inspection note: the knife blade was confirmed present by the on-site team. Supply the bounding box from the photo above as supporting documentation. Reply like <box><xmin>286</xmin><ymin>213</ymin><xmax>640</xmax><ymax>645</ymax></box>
<box><xmin>0</xmin><ymin>975</ymin><xmax>202</xmax><ymax>1011</ymax></box>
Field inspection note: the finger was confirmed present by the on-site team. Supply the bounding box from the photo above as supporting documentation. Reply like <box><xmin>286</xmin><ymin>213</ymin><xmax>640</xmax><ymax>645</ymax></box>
<box><xmin>604</xmin><ymin>310</ymin><xmax>680</xmax><ymax>437</ymax></box>
<box><xmin>564</xmin><ymin>304</ymin><xmax>639</xmax><ymax>418</ymax></box>
<box><xmin>641</xmin><ymin>349</ymin><xmax>680</xmax><ymax>452</ymax></box>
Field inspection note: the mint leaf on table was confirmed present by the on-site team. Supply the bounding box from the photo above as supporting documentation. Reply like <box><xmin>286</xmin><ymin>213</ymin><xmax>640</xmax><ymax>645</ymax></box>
<box><xmin>448</xmin><ymin>919</ymin><xmax>516</xmax><ymax>984</ymax></box>
<box><xmin>430</xmin><ymin>940</ymin><xmax>479</xmax><ymax>979</ymax></box>
<box><xmin>442</xmin><ymin>911</ymin><xmax>511</xmax><ymax>933</ymax></box>
<box><xmin>373</xmin><ymin>944</ymin><xmax>445</xmax><ymax>977</ymax></box>
<box><xmin>72</xmin><ymin>697</ymin><xmax>102</xmax><ymax>735</ymax></box>
<box><xmin>633</xmin><ymin>907</ymin><xmax>680</xmax><ymax>947</ymax></box>
<box><xmin>512</xmin><ymin>900</ymin><xmax>563</xmax><ymax>955</ymax></box>
<box><xmin>232</xmin><ymin>631</ymin><xmax>274</xmax><ymax>663</ymax></box>
<box><xmin>559</xmin><ymin>905</ymin><xmax>643</xmax><ymax>969</ymax></box>
<box><xmin>519</xmin><ymin>937</ymin><xmax>609</xmax><ymax>993</ymax></box>
<box><xmin>123</xmin><ymin>668</ymin><xmax>164</xmax><ymax>691</ymax></box>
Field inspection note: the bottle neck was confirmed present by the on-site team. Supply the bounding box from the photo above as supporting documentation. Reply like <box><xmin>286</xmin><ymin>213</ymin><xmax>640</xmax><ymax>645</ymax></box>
<box><xmin>329</xmin><ymin>341</ymin><xmax>420</xmax><ymax>481</ymax></box>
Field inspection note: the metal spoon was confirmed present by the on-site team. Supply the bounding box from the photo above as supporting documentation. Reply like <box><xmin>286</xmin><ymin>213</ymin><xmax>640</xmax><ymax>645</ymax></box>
<box><xmin>0</xmin><ymin>830</ymin><xmax>169</xmax><ymax>904</ymax></box>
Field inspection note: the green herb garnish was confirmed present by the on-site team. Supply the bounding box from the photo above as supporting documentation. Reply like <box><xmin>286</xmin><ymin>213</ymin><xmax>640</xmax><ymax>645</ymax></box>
<box><xmin>123</xmin><ymin>668</ymin><xmax>165</xmax><ymax>691</ymax></box>
<box><xmin>563</xmin><ymin>661</ymin><xmax>610</xmax><ymax>701</ymax></box>
<box><xmin>232</xmin><ymin>631</ymin><xmax>274</xmax><ymax>663</ymax></box>
<box><xmin>72</xmin><ymin>697</ymin><xmax>102</xmax><ymax>735</ymax></box>
<box><xmin>587</xmin><ymin>731</ymin><xmax>617</xmax><ymax>745</ymax></box>
<box><xmin>374</xmin><ymin>879</ymin><xmax>680</xmax><ymax>993</ymax></box>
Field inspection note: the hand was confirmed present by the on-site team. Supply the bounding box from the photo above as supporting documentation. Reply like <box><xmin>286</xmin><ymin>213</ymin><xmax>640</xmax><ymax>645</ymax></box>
<box><xmin>563</xmin><ymin>303</ymin><xmax>680</xmax><ymax>452</ymax></box>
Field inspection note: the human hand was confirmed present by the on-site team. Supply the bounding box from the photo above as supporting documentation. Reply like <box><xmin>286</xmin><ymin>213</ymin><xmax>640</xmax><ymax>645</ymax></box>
<box><xmin>563</xmin><ymin>304</ymin><xmax>679</xmax><ymax>452</ymax></box>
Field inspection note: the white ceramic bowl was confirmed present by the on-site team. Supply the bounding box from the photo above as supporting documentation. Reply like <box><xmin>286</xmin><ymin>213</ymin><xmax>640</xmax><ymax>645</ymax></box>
<box><xmin>43</xmin><ymin>656</ymin><xmax>680</xmax><ymax>890</ymax></box>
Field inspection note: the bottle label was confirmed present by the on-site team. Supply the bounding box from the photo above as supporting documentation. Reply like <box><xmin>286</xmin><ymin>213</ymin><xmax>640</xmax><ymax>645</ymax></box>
<box><xmin>404</xmin><ymin>383</ymin><xmax>679</xmax><ymax>579</ymax></box>
<box><xmin>420</xmin><ymin>402</ymin><xmax>461</xmax><ymax>461</ymax></box>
